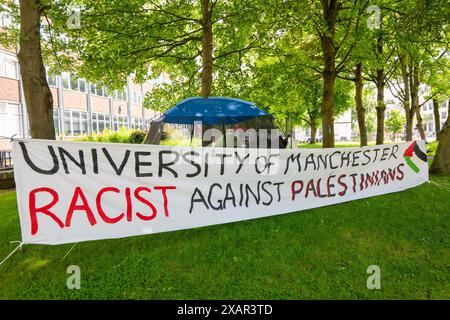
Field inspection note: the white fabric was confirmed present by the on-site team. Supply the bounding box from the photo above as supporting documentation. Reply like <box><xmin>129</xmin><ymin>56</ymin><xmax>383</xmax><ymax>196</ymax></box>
<box><xmin>12</xmin><ymin>139</ymin><xmax>429</xmax><ymax>245</ymax></box>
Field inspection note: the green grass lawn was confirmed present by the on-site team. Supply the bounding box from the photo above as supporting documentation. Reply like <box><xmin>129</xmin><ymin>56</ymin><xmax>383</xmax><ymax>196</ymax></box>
<box><xmin>0</xmin><ymin>176</ymin><xmax>449</xmax><ymax>299</ymax></box>
<box><xmin>426</xmin><ymin>141</ymin><xmax>439</xmax><ymax>156</ymax></box>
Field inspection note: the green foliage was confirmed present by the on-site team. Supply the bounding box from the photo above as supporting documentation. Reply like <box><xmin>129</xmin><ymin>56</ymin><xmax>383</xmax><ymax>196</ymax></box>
<box><xmin>76</xmin><ymin>127</ymin><xmax>147</xmax><ymax>144</ymax></box>
<box><xmin>385</xmin><ymin>109</ymin><xmax>405</xmax><ymax>139</ymax></box>
<box><xmin>366</xmin><ymin>113</ymin><xmax>377</xmax><ymax>135</ymax></box>
<box><xmin>1</xmin><ymin>0</ymin><xmax>449</xmax><ymax>146</ymax></box>
<box><xmin>48</xmin><ymin>0</ymin><xmax>275</xmax><ymax>109</ymax></box>
<box><xmin>129</xmin><ymin>130</ymin><xmax>147</xmax><ymax>144</ymax></box>
<box><xmin>0</xmin><ymin>0</ymin><xmax>19</xmax><ymax>49</ymax></box>
<box><xmin>426</xmin><ymin>140</ymin><xmax>439</xmax><ymax>156</ymax></box>
<box><xmin>245</xmin><ymin>52</ymin><xmax>352</xmax><ymax>130</ymax></box>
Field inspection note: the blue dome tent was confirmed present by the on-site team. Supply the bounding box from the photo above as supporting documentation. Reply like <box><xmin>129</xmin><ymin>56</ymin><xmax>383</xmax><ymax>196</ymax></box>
<box><xmin>144</xmin><ymin>97</ymin><xmax>287</xmax><ymax>148</ymax></box>
<box><xmin>163</xmin><ymin>97</ymin><xmax>270</xmax><ymax>125</ymax></box>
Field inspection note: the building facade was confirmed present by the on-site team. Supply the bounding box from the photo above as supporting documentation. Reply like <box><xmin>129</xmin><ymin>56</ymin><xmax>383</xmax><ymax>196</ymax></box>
<box><xmin>0</xmin><ymin>46</ymin><xmax>157</xmax><ymax>150</ymax></box>
<box><xmin>385</xmin><ymin>99</ymin><xmax>449</xmax><ymax>141</ymax></box>
<box><xmin>420</xmin><ymin>101</ymin><xmax>448</xmax><ymax>138</ymax></box>
<box><xmin>294</xmin><ymin>110</ymin><xmax>353</xmax><ymax>143</ymax></box>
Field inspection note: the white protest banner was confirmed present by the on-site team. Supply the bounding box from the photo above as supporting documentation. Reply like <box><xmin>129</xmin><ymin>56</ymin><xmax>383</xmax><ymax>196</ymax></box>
<box><xmin>12</xmin><ymin>139</ymin><xmax>429</xmax><ymax>245</ymax></box>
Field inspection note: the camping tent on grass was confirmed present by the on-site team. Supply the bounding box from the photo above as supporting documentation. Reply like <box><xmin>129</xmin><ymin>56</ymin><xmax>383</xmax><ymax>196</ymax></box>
<box><xmin>144</xmin><ymin>97</ymin><xmax>287</xmax><ymax>148</ymax></box>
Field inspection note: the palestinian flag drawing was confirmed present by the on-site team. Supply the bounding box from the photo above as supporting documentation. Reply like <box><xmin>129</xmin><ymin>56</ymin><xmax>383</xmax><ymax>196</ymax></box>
<box><xmin>403</xmin><ymin>141</ymin><xmax>428</xmax><ymax>173</ymax></box>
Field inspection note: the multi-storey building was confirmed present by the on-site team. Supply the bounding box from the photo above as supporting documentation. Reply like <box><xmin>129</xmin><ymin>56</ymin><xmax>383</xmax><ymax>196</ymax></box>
<box><xmin>0</xmin><ymin>45</ymin><xmax>158</xmax><ymax>150</ymax></box>
<box><xmin>294</xmin><ymin>110</ymin><xmax>353</xmax><ymax>143</ymax></box>
<box><xmin>385</xmin><ymin>99</ymin><xmax>448</xmax><ymax>141</ymax></box>
<box><xmin>420</xmin><ymin>101</ymin><xmax>448</xmax><ymax>137</ymax></box>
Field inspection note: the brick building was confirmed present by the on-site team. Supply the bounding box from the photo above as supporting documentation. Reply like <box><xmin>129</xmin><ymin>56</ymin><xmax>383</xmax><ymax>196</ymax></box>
<box><xmin>0</xmin><ymin>45</ymin><xmax>158</xmax><ymax>150</ymax></box>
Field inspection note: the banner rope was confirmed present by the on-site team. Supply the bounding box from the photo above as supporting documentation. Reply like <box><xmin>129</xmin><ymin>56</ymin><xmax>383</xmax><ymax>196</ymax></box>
<box><xmin>0</xmin><ymin>241</ymin><xmax>24</xmax><ymax>267</ymax></box>
<box><xmin>428</xmin><ymin>180</ymin><xmax>450</xmax><ymax>192</ymax></box>
<box><xmin>61</xmin><ymin>242</ymin><xmax>78</xmax><ymax>260</ymax></box>
<box><xmin>0</xmin><ymin>134</ymin><xmax>20</xmax><ymax>142</ymax></box>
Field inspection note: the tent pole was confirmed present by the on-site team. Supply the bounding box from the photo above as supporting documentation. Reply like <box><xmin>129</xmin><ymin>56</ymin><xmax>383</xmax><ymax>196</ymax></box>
<box><xmin>290</xmin><ymin>114</ymin><xmax>293</xmax><ymax>148</ymax></box>
<box><xmin>222</xmin><ymin>122</ymin><xmax>226</xmax><ymax>148</ymax></box>
<box><xmin>190</xmin><ymin>124</ymin><xmax>194</xmax><ymax>146</ymax></box>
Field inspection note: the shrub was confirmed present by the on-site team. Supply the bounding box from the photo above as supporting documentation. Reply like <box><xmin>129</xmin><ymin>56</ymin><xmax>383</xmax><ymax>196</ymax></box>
<box><xmin>76</xmin><ymin>127</ymin><xmax>147</xmax><ymax>144</ymax></box>
<box><xmin>129</xmin><ymin>130</ymin><xmax>147</xmax><ymax>144</ymax></box>
<box><xmin>426</xmin><ymin>140</ymin><xmax>439</xmax><ymax>156</ymax></box>
<box><xmin>160</xmin><ymin>125</ymin><xmax>176</xmax><ymax>141</ymax></box>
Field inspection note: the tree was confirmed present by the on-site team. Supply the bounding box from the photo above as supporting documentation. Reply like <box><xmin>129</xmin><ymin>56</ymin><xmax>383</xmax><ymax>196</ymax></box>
<box><xmin>424</xmin><ymin>56</ymin><xmax>450</xmax><ymax>140</ymax></box>
<box><xmin>430</xmin><ymin>101</ymin><xmax>450</xmax><ymax>175</ymax></box>
<box><xmin>0</xmin><ymin>0</ymin><xmax>56</xmax><ymax>139</ymax></box>
<box><xmin>281</xmin><ymin>0</ymin><xmax>368</xmax><ymax>148</ymax></box>
<box><xmin>51</xmin><ymin>0</ymin><xmax>273</xmax><ymax>106</ymax></box>
<box><xmin>246</xmin><ymin>51</ymin><xmax>352</xmax><ymax>145</ymax></box>
<box><xmin>386</xmin><ymin>0</ymin><xmax>449</xmax><ymax>142</ymax></box>
<box><xmin>385</xmin><ymin>109</ymin><xmax>405</xmax><ymax>141</ymax></box>
<box><xmin>353</xmin><ymin>63</ymin><xmax>368</xmax><ymax>146</ymax></box>
<box><xmin>335</xmin><ymin>24</ymin><xmax>372</xmax><ymax>147</ymax></box>
<box><xmin>361</xmin><ymin>0</ymin><xmax>416</xmax><ymax>145</ymax></box>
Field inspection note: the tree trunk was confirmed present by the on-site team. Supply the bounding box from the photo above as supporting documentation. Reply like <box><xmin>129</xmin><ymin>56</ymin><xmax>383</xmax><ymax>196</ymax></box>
<box><xmin>409</xmin><ymin>63</ymin><xmax>421</xmax><ymax>141</ymax></box>
<box><xmin>416</xmin><ymin>107</ymin><xmax>426</xmax><ymax>141</ymax></box>
<box><xmin>430</xmin><ymin>124</ymin><xmax>450</xmax><ymax>175</ymax></box>
<box><xmin>310</xmin><ymin>122</ymin><xmax>317</xmax><ymax>144</ymax></box>
<box><xmin>400</xmin><ymin>55</ymin><xmax>412</xmax><ymax>141</ymax></box>
<box><xmin>17</xmin><ymin>0</ymin><xmax>55</xmax><ymax>139</ymax></box>
<box><xmin>375</xmin><ymin>69</ymin><xmax>386</xmax><ymax>145</ymax></box>
<box><xmin>375</xmin><ymin>30</ymin><xmax>385</xmax><ymax>145</ymax></box>
<box><xmin>433</xmin><ymin>98</ymin><xmax>441</xmax><ymax>140</ymax></box>
<box><xmin>320</xmin><ymin>1</ymin><xmax>338</xmax><ymax>148</ymax></box>
<box><xmin>200</xmin><ymin>0</ymin><xmax>213</xmax><ymax>99</ymax></box>
<box><xmin>405</xmin><ymin>106</ymin><xmax>413</xmax><ymax>141</ymax></box>
<box><xmin>322</xmin><ymin>68</ymin><xmax>335</xmax><ymax>148</ymax></box>
<box><xmin>354</xmin><ymin>63</ymin><xmax>367</xmax><ymax>146</ymax></box>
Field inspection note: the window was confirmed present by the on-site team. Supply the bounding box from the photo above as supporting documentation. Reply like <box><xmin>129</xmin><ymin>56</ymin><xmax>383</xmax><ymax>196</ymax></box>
<box><xmin>89</xmin><ymin>84</ymin><xmax>96</xmax><ymax>95</ymax></box>
<box><xmin>64</xmin><ymin>110</ymin><xmax>71</xmax><ymax>136</ymax></box>
<box><xmin>98</xmin><ymin>114</ymin><xmax>105</xmax><ymax>132</ymax></box>
<box><xmin>132</xmin><ymin>91</ymin><xmax>142</xmax><ymax>104</ymax></box>
<box><xmin>79</xmin><ymin>79</ymin><xmax>86</xmax><ymax>93</ymax></box>
<box><xmin>92</xmin><ymin>113</ymin><xmax>98</xmax><ymax>132</ymax></box>
<box><xmin>46</xmin><ymin>70</ymin><xmax>57</xmax><ymax>87</ymax></box>
<box><xmin>0</xmin><ymin>12</ymin><xmax>13</xmax><ymax>28</ymax></box>
<box><xmin>72</xmin><ymin>111</ymin><xmax>81</xmax><ymax>135</ymax></box>
<box><xmin>0</xmin><ymin>53</ymin><xmax>18</xmax><ymax>79</ymax></box>
<box><xmin>114</xmin><ymin>115</ymin><xmax>128</xmax><ymax>130</ymax></box>
<box><xmin>4</xmin><ymin>58</ymin><xmax>17</xmax><ymax>78</ymax></box>
<box><xmin>81</xmin><ymin>112</ymin><xmax>88</xmax><ymax>133</ymax></box>
<box><xmin>62</xmin><ymin>72</ymin><xmax>70</xmax><ymax>89</ymax></box>
<box><xmin>70</xmin><ymin>74</ymin><xmax>79</xmax><ymax>91</ymax></box>
<box><xmin>63</xmin><ymin>109</ymin><xmax>88</xmax><ymax>136</ymax></box>
<box><xmin>91</xmin><ymin>112</ymin><xmax>111</xmax><ymax>133</ymax></box>
<box><xmin>90</xmin><ymin>83</ymin><xmax>106</xmax><ymax>96</ymax></box>
<box><xmin>114</xmin><ymin>89</ymin><xmax>128</xmax><ymax>102</ymax></box>
<box><xmin>53</xmin><ymin>108</ymin><xmax>60</xmax><ymax>136</ymax></box>
<box><xmin>132</xmin><ymin>117</ymin><xmax>144</xmax><ymax>129</ymax></box>
<box><xmin>105</xmin><ymin>115</ymin><xmax>111</xmax><ymax>130</ymax></box>
<box><xmin>61</xmin><ymin>72</ymin><xmax>87</xmax><ymax>92</ymax></box>
<box><xmin>0</xmin><ymin>102</ymin><xmax>22</xmax><ymax>138</ymax></box>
